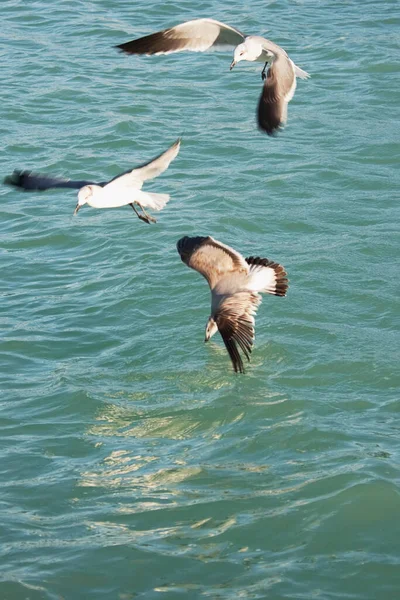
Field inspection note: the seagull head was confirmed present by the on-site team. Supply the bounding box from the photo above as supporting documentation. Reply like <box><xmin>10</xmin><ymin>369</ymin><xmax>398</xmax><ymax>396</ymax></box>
<box><xmin>231</xmin><ymin>39</ymin><xmax>264</xmax><ymax>70</ymax></box>
<box><xmin>74</xmin><ymin>185</ymin><xmax>95</xmax><ymax>215</ymax></box>
<box><xmin>205</xmin><ymin>317</ymin><xmax>218</xmax><ymax>342</ymax></box>
<box><xmin>230</xmin><ymin>43</ymin><xmax>248</xmax><ymax>70</ymax></box>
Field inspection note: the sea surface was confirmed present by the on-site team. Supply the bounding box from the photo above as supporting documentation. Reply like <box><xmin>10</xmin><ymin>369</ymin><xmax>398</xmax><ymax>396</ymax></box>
<box><xmin>1</xmin><ymin>1</ymin><xmax>399</xmax><ymax>598</ymax></box>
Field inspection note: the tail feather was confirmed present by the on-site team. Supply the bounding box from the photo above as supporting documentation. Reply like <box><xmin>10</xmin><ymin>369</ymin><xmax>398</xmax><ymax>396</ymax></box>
<box><xmin>245</xmin><ymin>257</ymin><xmax>288</xmax><ymax>296</ymax></box>
<box><xmin>136</xmin><ymin>190</ymin><xmax>170</xmax><ymax>211</ymax></box>
<box><xmin>293</xmin><ymin>63</ymin><xmax>310</xmax><ymax>79</ymax></box>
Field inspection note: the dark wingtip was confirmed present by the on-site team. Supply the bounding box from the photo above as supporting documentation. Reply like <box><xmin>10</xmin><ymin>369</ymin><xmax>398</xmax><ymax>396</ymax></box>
<box><xmin>172</xmin><ymin>137</ymin><xmax>182</xmax><ymax>149</ymax></box>
<box><xmin>176</xmin><ymin>236</ymin><xmax>189</xmax><ymax>255</ymax></box>
<box><xmin>177</xmin><ymin>235</ymin><xmax>211</xmax><ymax>259</ymax></box>
<box><xmin>258</xmin><ymin>125</ymin><xmax>280</xmax><ymax>137</ymax></box>
<box><xmin>245</xmin><ymin>256</ymin><xmax>289</xmax><ymax>296</ymax></box>
<box><xmin>115</xmin><ymin>39</ymin><xmax>150</xmax><ymax>55</ymax></box>
<box><xmin>115</xmin><ymin>43</ymin><xmax>129</xmax><ymax>53</ymax></box>
<box><xmin>4</xmin><ymin>170</ymin><xmax>28</xmax><ymax>189</ymax></box>
<box><xmin>235</xmin><ymin>361</ymin><xmax>246</xmax><ymax>374</ymax></box>
<box><xmin>223</xmin><ymin>338</ymin><xmax>247</xmax><ymax>374</ymax></box>
<box><xmin>257</xmin><ymin>114</ymin><xmax>282</xmax><ymax>136</ymax></box>
<box><xmin>257</xmin><ymin>84</ymin><xmax>283</xmax><ymax>136</ymax></box>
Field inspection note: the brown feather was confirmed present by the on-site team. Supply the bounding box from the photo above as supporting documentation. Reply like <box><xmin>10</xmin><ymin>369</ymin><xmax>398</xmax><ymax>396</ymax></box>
<box><xmin>257</xmin><ymin>55</ymin><xmax>295</xmax><ymax>135</ymax></box>
<box><xmin>257</xmin><ymin>68</ymin><xmax>283</xmax><ymax>135</ymax></box>
<box><xmin>116</xmin><ymin>19</ymin><xmax>244</xmax><ymax>56</ymax></box>
<box><xmin>177</xmin><ymin>236</ymin><xmax>247</xmax><ymax>289</ymax></box>
<box><xmin>117</xmin><ymin>30</ymin><xmax>192</xmax><ymax>55</ymax></box>
<box><xmin>214</xmin><ymin>293</ymin><xmax>259</xmax><ymax>373</ymax></box>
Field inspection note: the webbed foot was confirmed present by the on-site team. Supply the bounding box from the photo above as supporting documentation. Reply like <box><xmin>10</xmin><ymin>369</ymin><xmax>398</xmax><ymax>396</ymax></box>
<box><xmin>138</xmin><ymin>214</ymin><xmax>156</xmax><ymax>224</ymax></box>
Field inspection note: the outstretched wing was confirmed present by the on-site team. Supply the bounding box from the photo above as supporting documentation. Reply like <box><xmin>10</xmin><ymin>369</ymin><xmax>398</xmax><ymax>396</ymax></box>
<box><xmin>177</xmin><ymin>235</ymin><xmax>248</xmax><ymax>290</ymax></box>
<box><xmin>245</xmin><ymin>256</ymin><xmax>288</xmax><ymax>296</ymax></box>
<box><xmin>4</xmin><ymin>170</ymin><xmax>100</xmax><ymax>191</ymax></box>
<box><xmin>215</xmin><ymin>292</ymin><xmax>261</xmax><ymax>373</ymax></box>
<box><xmin>257</xmin><ymin>51</ymin><xmax>296</xmax><ymax>136</ymax></box>
<box><xmin>5</xmin><ymin>140</ymin><xmax>180</xmax><ymax>194</ymax></box>
<box><xmin>116</xmin><ymin>18</ymin><xmax>244</xmax><ymax>55</ymax></box>
<box><xmin>105</xmin><ymin>138</ymin><xmax>181</xmax><ymax>191</ymax></box>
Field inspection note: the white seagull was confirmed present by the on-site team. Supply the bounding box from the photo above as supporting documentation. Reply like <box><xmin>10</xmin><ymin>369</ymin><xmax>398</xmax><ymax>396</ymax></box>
<box><xmin>116</xmin><ymin>18</ymin><xmax>309</xmax><ymax>135</ymax></box>
<box><xmin>4</xmin><ymin>139</ymin><xmax>181</xmax><ymax>224</ymax></box>
<box><xmin>177</xmin><ymin>235</ymin><xmax>288</xmax><ymax>373</ymax></box>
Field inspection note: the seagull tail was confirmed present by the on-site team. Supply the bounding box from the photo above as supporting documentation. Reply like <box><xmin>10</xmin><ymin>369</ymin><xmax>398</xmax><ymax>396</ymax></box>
<box><xmin>245</xmin><ymin>257</ymin><xmax>289</xmax><ymax>297</ymax></box>
<box><xmin>293</xmin><ymin>63</ymin><xmax>310</xmax><ymax>79</ymax></box>
<box><xmin>136</xmin><ymin>191</ymin><xmax>170</xmax><ymax>211</ymax></box>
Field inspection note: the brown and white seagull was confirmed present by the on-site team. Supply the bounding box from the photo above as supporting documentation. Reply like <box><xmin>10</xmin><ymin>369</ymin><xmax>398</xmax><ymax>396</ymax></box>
<box><xmin>116</xmin><ymin>18</ymin><xmax>309</xmax><ymax>135</ymax></box>
<box><xmin>177</xmin><ymin>235</ymin><xmax>288</xmax><ymax>373</ymax></box>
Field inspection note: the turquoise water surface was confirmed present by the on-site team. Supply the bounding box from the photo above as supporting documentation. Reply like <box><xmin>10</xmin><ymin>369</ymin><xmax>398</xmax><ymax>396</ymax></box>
<box><xmin>1</xmin><ymin>0</ymin><xmax>399</xmax><ymax>598</ymax></box>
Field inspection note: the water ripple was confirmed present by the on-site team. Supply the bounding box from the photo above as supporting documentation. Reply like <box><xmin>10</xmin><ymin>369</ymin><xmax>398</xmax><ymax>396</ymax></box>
<box><xmin>1</xmin><ymin>0</ymin><xmax>399</xmax><ymax>598</ymax></box>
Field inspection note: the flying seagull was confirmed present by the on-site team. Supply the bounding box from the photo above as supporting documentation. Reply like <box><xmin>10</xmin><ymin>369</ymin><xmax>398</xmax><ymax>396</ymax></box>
<box><xmin>177</xmin><ymin>235</ymin><xmax>288</xmax><ymax>373</ymax></box>
<box><xmin>116</xmin><ymin>18</ymin><xmax>309</xmax><ymax>135</ymax></box>
<box><xmin>4</xmin><ymin>139</ymin><xmax>181</xmax><ymax>223</ymax></box>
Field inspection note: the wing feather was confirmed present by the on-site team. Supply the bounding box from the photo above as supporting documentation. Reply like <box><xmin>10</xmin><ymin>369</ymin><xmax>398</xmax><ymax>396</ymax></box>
<box><xmin>5</xmin><ymin>140</ymin><xmax>180</xmax><ymax>196</ymax></box>
<box><xmin>245</xmin><ymin>256</ymin><xmax>288</xmax><ymax>296</ymax></box>
<box><xmin>223</xmin><ymin>337</ymin><xmax>245</xmax><ymax>374</ymax></box>
<box><xmin>116</xmin><ymin>18</ymin><xmax>245</xmax><ymax>55</ymax></box>
<box><xmin>257</xmin><ymin>54</ymin><xmax>295</xmax><ymax>135</ymax></box>
<box><xmin>4</xmin><ymin>170</ymin><xmax>99</xmax><ymax>191</ymax></box>
<box><xmin>105</xmin><ymin>138</ymin><xmax>180</xmax><ymax>191</ymax></box>
<box><xmin>215</xmin><ymin>292</ymin><xmax>261</xmax><ymax>373</ymax></box>
<box><xmin>177</xmin><ymin>235</ymin><xmax>248</xmax><ymax>289</ymax></box>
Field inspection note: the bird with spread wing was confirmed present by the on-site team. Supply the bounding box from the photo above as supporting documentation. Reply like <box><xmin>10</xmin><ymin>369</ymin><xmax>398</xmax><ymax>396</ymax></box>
<box><xmin>177</xmin><ymin>235</ymin><xmax>288</xmax><ymax>373</ymax></box>
<box><xmin>116</xmin><ymin>18</ymin><xmax>309</xmax><ymax>135</ymax></box>
<box><xmin>4</xmin><ymin>139</ymin><xmax>181</xmax><ymax>224</ymax></box>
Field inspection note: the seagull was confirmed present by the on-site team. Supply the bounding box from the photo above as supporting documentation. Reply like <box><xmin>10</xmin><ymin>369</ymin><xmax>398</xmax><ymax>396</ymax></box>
<box><xmin>177</xmin><ymin>235</ymin><xmax>288</xmax><ymax>373</ymax></box>
<box><xmin>116</xmin><ymin>18</ymin><xmax>309</xmax><ymax>135</ymax></box>
<box><xmin>4</xmin><ymin>139</ymin><xmax>181</xmax><ymax>223</ymax></box>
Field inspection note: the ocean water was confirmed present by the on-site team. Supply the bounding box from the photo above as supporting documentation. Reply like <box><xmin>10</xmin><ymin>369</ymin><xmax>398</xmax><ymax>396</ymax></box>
<box><xmin>1</xmin><ymin>0</ymin><xmax>399</xmax><ymax>598</ymax></box>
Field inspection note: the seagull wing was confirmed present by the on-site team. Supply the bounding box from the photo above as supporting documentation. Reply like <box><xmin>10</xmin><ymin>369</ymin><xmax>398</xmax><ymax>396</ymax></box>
<box><xmin>116</xmin><ymin>18</ymin><xmax>245</xmax><ymax>55</ymax></box>
<box><xmin>177</xmin><ymin>235</ymin><xmax>248</xmax><ymax>290</ymax></box>
<box><xmin>214</xmin><ymin>291</ymin><xmax>261</xmax><ymax>373</ymax></box>
<box><xmin>217</xmin><ymin>257</ymin><xmax>288</xmax><ymax>372</ymax></box>
<box><xmin>5</xmin><ymin>140</ymin><xmax>180</xmax><ymax>195</ymax></box>
<box><xmin>245</xmin><ymin>256</ymin><xmax>289</xmax><ymax>296</ymax></box>
<box><xmin>104</xmin><ymin>139</ymin><xmax>181</xmax><ymax>191</ymax></box>
<box><xmin>4</xmin><ymin>170</ymin><xmax>100</xmax><ymax>191</ymax></box>
<box><xmin>257</xmin><ymin>50</ymin><xmax>296</xmax><ymax>135</ymax></box>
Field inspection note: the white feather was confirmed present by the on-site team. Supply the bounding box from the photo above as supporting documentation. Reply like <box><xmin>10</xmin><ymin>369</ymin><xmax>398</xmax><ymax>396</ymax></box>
<box><xmin>246</xmin><ymin>265</ymin><xmax>277</xmax><ymax>295</ymax></box>
<box><xmin>293</xmin><ymin>63</ymin><xmax>310</xmax><ymax>79</ymax></box>
<box><xmin>136</xmin><ymin>191</ymin><xmax>170</xmax><ymax>210</ymax></box>
<box><xmin>86</xmin><ymin>188</ymin><xmax>169</xmax><ymax>210</ymax></box>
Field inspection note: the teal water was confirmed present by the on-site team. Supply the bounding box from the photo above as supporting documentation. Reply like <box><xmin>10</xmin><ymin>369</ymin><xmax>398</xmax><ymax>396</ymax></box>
<box><xmin>1</xmin><ymin>0</ymin><xmax>400</xmax><ymax>598</ymax></box>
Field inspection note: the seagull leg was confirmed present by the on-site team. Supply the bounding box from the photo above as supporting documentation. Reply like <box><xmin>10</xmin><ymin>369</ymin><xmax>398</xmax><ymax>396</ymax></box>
<box><xmin>129</xmin><ymin>203</ymin><xmax>153</xmax><ymax>224</ymax></box>
<box><xmin>261</xmin><ymin>62</ymin><xmax>269</xmax><ymax>81</ymax></box>
<box><xmin>136</xmin><ymin>203</ymin><xmax>157</xmax><ymax>223</ymax></box>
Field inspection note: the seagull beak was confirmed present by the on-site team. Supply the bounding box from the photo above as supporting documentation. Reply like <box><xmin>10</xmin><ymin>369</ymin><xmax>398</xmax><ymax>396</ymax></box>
<box><xmin>230</xmin><ymin>60</ymin><xmax>236</xmax><ymax>71</ymax></box>
<box><xmin>73</xmin><ymin>203</ymin><xmax>81</xmax><ymax>216</ymax></box>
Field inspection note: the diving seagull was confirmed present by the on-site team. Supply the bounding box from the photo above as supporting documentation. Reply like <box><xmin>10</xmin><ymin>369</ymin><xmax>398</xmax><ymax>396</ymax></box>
<box><xmin>177</xmin><ymin>235</ymin><xmax>288</xmax><ymax>373</ymax></box>
<box><xmin>4</xmin><ymin>139</ymin><xmax>181</xmax><ymax>224</ymax></box>
<box><xmin>116</xmin><ymin>18</ymin><xmax>309</xmax><ymax>135</ymax></box>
